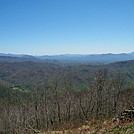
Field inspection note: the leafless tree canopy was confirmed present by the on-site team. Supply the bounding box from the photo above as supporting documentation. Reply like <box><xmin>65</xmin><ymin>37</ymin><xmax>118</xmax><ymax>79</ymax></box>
<box><xmin>0</xmin><ymin>69</ymin><xmax>133</xmax><ymax>134</ymax></box>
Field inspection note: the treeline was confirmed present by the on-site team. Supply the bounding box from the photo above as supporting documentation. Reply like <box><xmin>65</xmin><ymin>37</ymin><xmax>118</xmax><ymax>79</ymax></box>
<box><xmin>0</xmin><ymin>69</ymin><xmax>134</xmax><ymax>134</ymax></box>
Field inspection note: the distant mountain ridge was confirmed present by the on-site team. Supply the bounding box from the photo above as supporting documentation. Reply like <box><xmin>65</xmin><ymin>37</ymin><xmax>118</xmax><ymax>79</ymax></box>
<box><xmin>0</xmin><ymin>53</ymin><xmax>35</xmax><ymax>57</ymax></box>
<box><xmin>0</xmin><ymin>52</ymin><xmax>134</xmax><ymax>65</ymax></box>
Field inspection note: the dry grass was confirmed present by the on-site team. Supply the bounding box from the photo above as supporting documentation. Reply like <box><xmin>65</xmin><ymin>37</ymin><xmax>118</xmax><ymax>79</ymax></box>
<box><xmin>39</xmin><ymin>120</ymin><xmax>134</xmax><ymax>134</ymax></box>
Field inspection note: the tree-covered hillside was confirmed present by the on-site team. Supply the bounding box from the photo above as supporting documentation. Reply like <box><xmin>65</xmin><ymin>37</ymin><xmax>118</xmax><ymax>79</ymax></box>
<box><xmin>0</xmin><ymin>60</ymin><xmax>134</xmax><ymax>134</ymax></box>
<box><xmin>0</xmin><ymin>60</ymin><xmax>134</xmax><ymax>90</ymax></box>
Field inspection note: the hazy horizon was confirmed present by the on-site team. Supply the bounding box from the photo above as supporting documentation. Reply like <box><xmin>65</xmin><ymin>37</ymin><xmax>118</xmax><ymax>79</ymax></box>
<box><xmin>0</xmin><ymin>51</ymin><xmax>134</xmax><ymax>56</ymax></box>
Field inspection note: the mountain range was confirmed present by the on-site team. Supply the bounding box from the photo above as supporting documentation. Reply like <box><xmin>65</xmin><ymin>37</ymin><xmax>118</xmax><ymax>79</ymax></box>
<box><xmin>0</xmin><ymin>52</ymin><xmax>134</xmax><ymax>65</ymax></box>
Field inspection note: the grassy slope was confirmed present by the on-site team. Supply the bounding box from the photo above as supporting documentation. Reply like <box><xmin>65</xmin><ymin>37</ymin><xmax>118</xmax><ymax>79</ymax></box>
<box><xmin>39</xmin><ymin>121</ymin><xmax>134</xmax><ymax>134</ymax></box>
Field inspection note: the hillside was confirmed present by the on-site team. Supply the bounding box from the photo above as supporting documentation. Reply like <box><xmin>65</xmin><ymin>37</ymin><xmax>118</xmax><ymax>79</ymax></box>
<box><xmin>0</xmin><ymin>60</ymin><xmax>134</xmax><ymax>134</ymax></box>
<box><xmin>0</xmin><ymin>61</ymin><xmax>66</xmax><ymax>89</ymax></box>
<box><xmin>40</xmin><ymin>121</ymin><xmax>134</xmax><ymax>134</ymax></box>
<box><xmin>0</xmin><ymin>60</ymin><xmax>134</xmax><ymax>90</ymax></box>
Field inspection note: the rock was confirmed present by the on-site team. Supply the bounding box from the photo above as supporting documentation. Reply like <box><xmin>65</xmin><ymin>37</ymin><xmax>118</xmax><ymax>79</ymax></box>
<box><xmin>33</xmin><ymin>130</ymin><xmax>41</xmax><ymax>133</ymax></box>
<box><xmin>113</xmin><ymin>106</ymin><xmax>134</xmax><ymax>123</ymax></box>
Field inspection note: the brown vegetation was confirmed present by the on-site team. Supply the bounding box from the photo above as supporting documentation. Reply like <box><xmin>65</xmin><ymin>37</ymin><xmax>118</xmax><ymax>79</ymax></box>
<box><xmin>0</xmin><ymin>68</ymin><xmax>134</xmax><ymax>134</ymax></box>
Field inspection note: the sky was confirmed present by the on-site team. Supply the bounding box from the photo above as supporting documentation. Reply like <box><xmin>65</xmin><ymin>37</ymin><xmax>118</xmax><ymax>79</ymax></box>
<box><xmin>0</xmin><ymin>0</ymin><xmax>134</xmax><ymax>55</ymax></box>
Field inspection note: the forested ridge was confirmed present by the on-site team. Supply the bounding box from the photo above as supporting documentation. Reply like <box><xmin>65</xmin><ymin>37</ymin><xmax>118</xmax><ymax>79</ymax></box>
<box><xmin>0</xmin><ymin>60</ymin><xmax>134</xmax><ymax>133</ymax></box>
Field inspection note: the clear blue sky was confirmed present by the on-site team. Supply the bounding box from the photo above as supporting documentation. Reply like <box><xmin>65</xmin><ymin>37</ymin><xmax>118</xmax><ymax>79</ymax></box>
<box><xmin>0</xmin><ymin>0</ymin><xmax>134</xmax><ymax>55</ymax></box>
